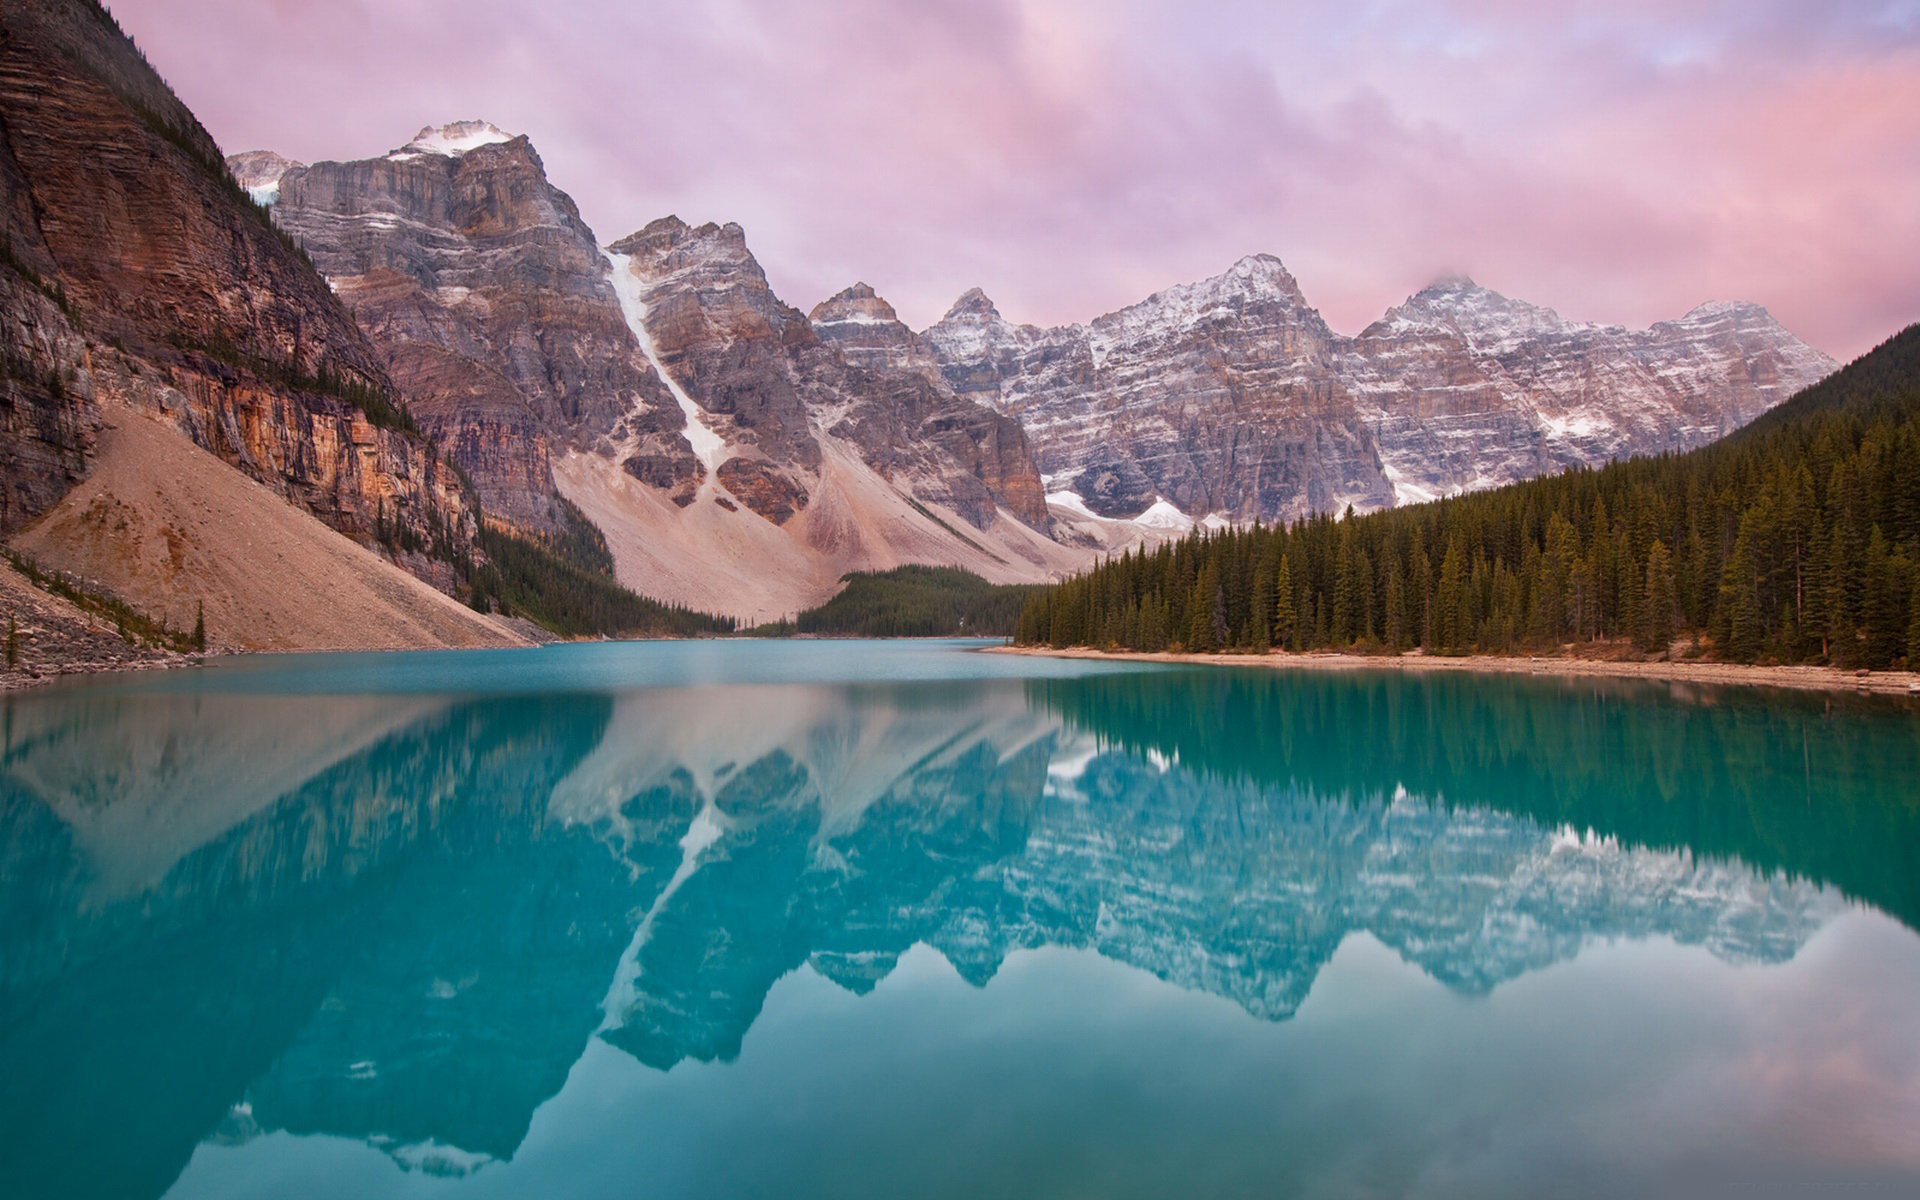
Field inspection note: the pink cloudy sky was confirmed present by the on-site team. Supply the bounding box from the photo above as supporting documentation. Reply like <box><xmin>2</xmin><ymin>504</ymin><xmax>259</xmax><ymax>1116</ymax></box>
<box><xmin>120</xmin><ymin>0</ymin><xmax>1918</xmax><ymax>358</ymax></box>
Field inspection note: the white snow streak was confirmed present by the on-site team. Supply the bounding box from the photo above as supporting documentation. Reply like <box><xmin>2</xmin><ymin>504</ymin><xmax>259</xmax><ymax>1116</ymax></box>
<box><xmin>603</xmin><ymin>250</ymin><xmax>729</xmax><ymax>478</ymax></box>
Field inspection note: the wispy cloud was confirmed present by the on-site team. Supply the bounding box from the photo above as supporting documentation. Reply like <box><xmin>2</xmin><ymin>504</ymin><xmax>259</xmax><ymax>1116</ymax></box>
<box><xmin>122</xmin><ymin>0</ymin><xmax>1919</xmax><ymax>356</ymax></box>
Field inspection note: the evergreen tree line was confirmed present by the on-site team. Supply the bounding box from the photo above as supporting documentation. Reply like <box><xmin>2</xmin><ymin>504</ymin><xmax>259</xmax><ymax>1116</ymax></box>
<box><xmin>756</xmin><ymin>565</ymin><xmax>1044</xmax><ymax>638</ymax></box>
<box><xmin>1016</xmin><ymin>324</ymin><xmax>1920</xmax><ymax>668</ymax></box>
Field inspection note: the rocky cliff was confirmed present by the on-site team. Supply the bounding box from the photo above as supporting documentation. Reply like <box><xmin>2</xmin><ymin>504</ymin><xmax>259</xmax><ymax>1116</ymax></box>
<box><xmin>0</xmin><ymin>0</ymin><xmax>480</xmax><ymax>579</ymax></box>
<box><xmin>925</xmin><ymin>260</ymin><xmax>1837</xmax><ymax>522</ymax></box>
<box><xmin>258</xmin><ymin>123</ymin><xmax>688</xmax><ymax>530</ymax></box>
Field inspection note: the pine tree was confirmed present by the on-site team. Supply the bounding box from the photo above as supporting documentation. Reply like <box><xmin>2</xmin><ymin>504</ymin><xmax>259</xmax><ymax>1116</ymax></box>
<box><xmin>1436</xmin><ymin>535</ymin><xmax>1467</xmax><ymax>654</ymax></box>
<box><xmin>1186</xmin><ymin>569</ymin><xmax>1217</xmax><ymax>653</ymax></box>
<box><xmin>4</xmin><ymin>613</ymin><xmax>16</xmax><ymax>670</ymax></box>
<box><xmin>193</xmin><ymin>601</ymin><xmax>206</xmax><ymax>652</ymax></box>
<box><xmin>1719</xmin><ymin>529</ymin><xmax>1763</xmax><ymax>662</ymax></box>
<box><xmin>1639</xmin><ymin>539</ymin><xmax>1678</xmax><ymax>653</ymax></box>
<box><xmin>1384</xmin><ymin>566</ymin><xmax>1409</xmax><ymax>651</ymax></box>
<box><xmin>1331</xmin><ymin>526</ymin><xmax>1357</xmax><ymax>646</ymax></box>
<box><xmin>1249</xmin><ymin>565</ymin><xmax>1273</xmax><ymax>652</ymax></box>
<box><xmin>1862</xmin><ymin>527</ymin><xmax>1902</xmax><ymax>668</ymax></box>
<box><xmin>1273</xmin><ymin>554</ymin><xmax>1298</xmax><ymax>651</ymax></box>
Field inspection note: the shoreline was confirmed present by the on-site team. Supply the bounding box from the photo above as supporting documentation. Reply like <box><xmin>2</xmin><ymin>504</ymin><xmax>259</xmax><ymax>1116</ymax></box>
<box><xmin>986</xmin><ymin>644</ymin><xmax>1920</xmax><ymax>697</ymax></box>
<box><xmin>10</xmin><ymin>638</ymin><xmax>1918</xmax><ymax>699</ymax></box>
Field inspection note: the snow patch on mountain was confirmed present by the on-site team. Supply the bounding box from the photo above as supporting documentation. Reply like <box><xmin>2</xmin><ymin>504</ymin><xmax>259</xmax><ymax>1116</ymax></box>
<box><xmin>389</xmin><ymin>120</ymin><xmax>514</xmax><ymax>161</ymax></box>
<box><xmin>1045</xmin><ymin>481</ymin><xmax>1199</xmax><ymax>533</ymax></box>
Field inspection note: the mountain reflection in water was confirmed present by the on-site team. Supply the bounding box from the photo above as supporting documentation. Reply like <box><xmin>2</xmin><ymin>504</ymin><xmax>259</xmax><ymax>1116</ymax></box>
<box><xmin>1</xmin><ymin>643</ymin><xmax>1916</xmax><ymax>1199</ymax></box>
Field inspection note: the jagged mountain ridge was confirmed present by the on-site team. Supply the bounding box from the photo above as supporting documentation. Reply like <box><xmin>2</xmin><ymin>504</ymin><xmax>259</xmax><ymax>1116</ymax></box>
<box><xmin>250</xmin><ymin>122</ymin><xmax>687</xmax><ymax>530</ymax></box>
<box><xmin>235</xmin><ymin>114</ymin><xmax>1834</xmax><ymax>613</ymax></box>
<box><xmin>250</xmin><ymin>126</ymin><xmax>1091</xmax><ymax>621</ymax></box>
<box><xmin>923</xmin><ymin>259</ymin><xmax>1837</xmax><ymax>522</ymax></box>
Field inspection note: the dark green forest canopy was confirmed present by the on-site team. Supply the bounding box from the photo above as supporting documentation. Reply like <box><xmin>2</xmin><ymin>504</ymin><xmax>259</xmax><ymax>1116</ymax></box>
<box><xmin>756</xmin><ymin>565</ymin><xmax>1044</xmax><ymax>638</ymax></box>
<box><xmin>1017</xmin><ymin>324</ymin><xmax>1920</xmax><ymax>667</ymax></box>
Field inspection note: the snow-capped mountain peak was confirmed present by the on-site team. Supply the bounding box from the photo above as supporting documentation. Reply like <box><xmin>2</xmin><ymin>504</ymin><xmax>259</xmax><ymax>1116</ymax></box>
<box><xmin>389</xmin><ymin>120</ymin><xmax>515</xmax><ymax>161</ymax></box>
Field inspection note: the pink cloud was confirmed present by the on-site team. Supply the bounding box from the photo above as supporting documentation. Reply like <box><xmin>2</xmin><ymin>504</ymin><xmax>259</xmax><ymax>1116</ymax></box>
<box><xmin>117</xmin><ymin>0</ymin><xmax>1918</xmax><ymax>358</ymax></box>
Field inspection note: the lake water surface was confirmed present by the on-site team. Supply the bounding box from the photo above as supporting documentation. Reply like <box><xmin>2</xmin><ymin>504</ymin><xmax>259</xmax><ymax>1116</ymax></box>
<box><xmin>3</xmin><ymin>639</ymin><xmax>1919</xmax><ymax>1198</ymax></box>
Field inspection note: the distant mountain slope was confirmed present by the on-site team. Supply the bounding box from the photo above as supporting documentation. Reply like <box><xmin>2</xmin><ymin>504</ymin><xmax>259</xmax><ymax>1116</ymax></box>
<box><xmin>925</xmin><ymin>262</ymin><xmax>1836</xmax><ymax>525</ymax></box>
<box><xmin>1017</xmin><ymin>323</ymin><xmax>1918</xmax><ymax>668</ymax></box>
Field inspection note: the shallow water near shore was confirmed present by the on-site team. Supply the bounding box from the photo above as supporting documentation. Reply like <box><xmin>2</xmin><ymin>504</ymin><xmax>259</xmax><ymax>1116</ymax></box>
<box><xmin>3</xmin><ymin>638</ymin><xmax>1919</xmax><ymax>1199</ymax></box>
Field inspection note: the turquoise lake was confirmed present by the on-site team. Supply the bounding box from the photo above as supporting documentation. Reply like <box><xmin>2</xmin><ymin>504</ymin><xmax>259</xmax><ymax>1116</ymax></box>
<box><xmin>3</xmin><ymin>639</ymin><xmax>1919</xmax><ymax>1198</ymax></box>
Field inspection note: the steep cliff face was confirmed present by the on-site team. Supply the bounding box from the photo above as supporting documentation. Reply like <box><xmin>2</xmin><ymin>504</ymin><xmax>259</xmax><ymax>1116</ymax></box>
<box><xmin>925</xmin><ymin>261</ymin><xmax>1836</xmax><ymax>521</ymax></box>
<box><xmin>1343</xmin><ymin>279</ymin><xmax>1840</xmax><ymax>503</ymax></box>
<box><xmin>261</xmin><ymin>123</ymin><xmax>685</xmax><ymax>530</ymax></box>
<box><xmin>0</xmin><ymin>0</ymin><xmax>476</xmax><ymax>565</ymax></box>
<box><xmin>809</xmin><ymin>282</ymin><xmax>1047</xmax><ymax>528</ymax></box>
<box><xmin>924</xmin><ymin>257</ymin><xmax>1392</xmax><ymax>524</ymax></box>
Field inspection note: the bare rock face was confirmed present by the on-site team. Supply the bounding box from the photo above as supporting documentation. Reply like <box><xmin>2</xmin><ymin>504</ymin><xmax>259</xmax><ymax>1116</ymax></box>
<box><xmin>0</xmin><ymin>0</ymin><xmax>473</xmax><ymax>558</ymax></box>
<box><xmin>608</xmin><ymin>217</ymin><xmax>821</xmax><ymax>474</ymax></box>
<box><xmin>809</xmin><ymin>283</ymin><xmax>1048</xmax><ymax>529</ymax></box>
<box><xmin>1342</xmin><ymin>279</ymin><xmax>1840</xmax><ymax>503</ymax></box>
<box><xmin>924</xmin><ymin>258</ymin><xmax>1392</xmax><ymax>523</ymax></box>
<box><xmin>925</xmin><ymin>262</ymin><xmax>1836</xmax><ymax>521</ymax></box>
<box><xmin>257</xmin><ymin>123</ymin><xmax>687</xmax><ymax>530</ymax></box>
<box><xmin>809</xmin><ymin>282</ymin><xmax>943</xmax><ymax>380</ymax></box>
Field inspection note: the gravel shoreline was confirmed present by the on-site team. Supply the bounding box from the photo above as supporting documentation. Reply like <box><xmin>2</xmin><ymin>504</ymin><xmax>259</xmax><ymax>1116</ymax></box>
<box><xmin>987</xmin><ymin>644</ymin><xmax>1920</xmax><ymax>697</ymax></box>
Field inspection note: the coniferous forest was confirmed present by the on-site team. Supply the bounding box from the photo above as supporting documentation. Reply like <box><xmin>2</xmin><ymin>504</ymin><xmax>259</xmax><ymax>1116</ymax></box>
<box><xmin>1015</xmin><ymin>324</ymin><xmax>1920</xmax><ymax>667</ymax></box>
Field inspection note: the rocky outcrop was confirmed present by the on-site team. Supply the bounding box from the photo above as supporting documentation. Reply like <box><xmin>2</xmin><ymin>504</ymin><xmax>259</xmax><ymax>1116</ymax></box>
<box><xmin>259</xmin><ymin>123</ymin><xmax>687</xmax><ymax>530</ymax></box>
<box><xmin>924</xmin><ymin>257</ymin><xmax>1392</xmax><ymax>523</ymax></box>
<box><xmin>810</xmin><ymin>282</ymin><xmax>1048</xmax><ymax>528</ymax></box>
<box><xmin>925</xmin><ymin>261</ymin><xmax>1836</xmax><ymax>522</ymax></box>
<box><xmin>0</xmin><ymin>0</ymin><xmax>476</xmax><ymax>562</ymax></box>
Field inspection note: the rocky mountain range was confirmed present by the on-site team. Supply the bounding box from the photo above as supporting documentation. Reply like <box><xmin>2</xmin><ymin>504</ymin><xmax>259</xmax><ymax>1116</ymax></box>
<box><xmin>245</xmin><ymin>128</ymin><xmax>1093</xmax><ymax>621</ymax></box>
<box><xmin>239</xmin><ymin>115</ymin><xmax>1835</xmax><ymax>619</ymax></box>
<box><xmin>923</xmin><ymin>259</ymin><xmax>1837</xmax><ymax>523</ymax></box>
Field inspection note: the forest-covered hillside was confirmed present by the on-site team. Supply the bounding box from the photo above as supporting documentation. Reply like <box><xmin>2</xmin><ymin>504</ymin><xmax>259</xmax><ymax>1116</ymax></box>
<box><xmin>1016</xmin><ymin>324</ymin><xmax>1920</xmax><ymax>667</ymax></box>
